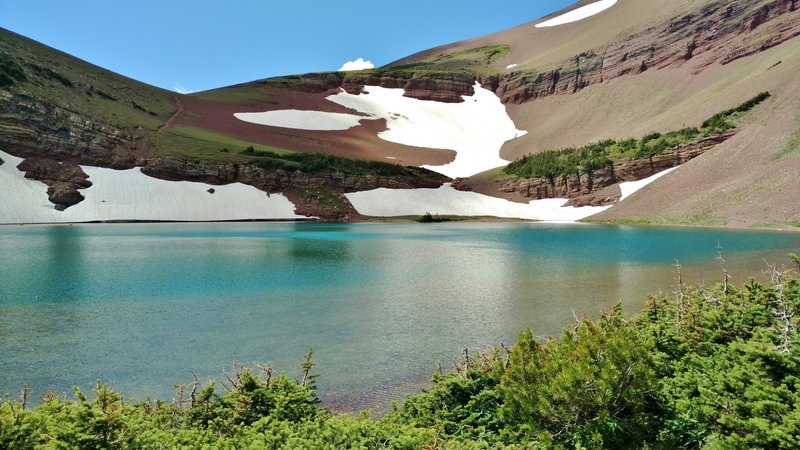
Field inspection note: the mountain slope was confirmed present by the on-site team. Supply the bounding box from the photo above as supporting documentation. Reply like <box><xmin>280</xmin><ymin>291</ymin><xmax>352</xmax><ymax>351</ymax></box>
<box><xmin>0</xmin><ymin>28</ymin><xmax>449</xmax><ymax>220</ymax></box>
<box><xmin>1</xmin><ymin>0</ymin><xmax>799</xmax><ymax>226</ymax></box>
<box><xmin>392</xmin><ymin>0</ymin><xmax>800</xmax><ymax>228</ymax></box>
<box><xmin>0</xmin><ymin>27</ymin><xmax>174</xmax><ymax>166</ymax></box>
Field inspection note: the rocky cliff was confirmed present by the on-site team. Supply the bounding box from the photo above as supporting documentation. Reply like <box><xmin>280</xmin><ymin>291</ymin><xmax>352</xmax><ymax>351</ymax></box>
<box><xmin>10</xmin><ymin>153</ymin><xmax>449</xmax><ymax>219</ymax></box>
<box><xmin>485</xmin><ymin>0</ymin><xmax>800</xmax><ymax>104</ymax></box>
<box><xmin>0</xmin><ymin>90</ymin><xmax>146</xmax><ymax>169</ymax></box>
<box><xmin>343</xmin><ymin>71</ymin><xmax>477</xmax><ymax>103</ymax></box>
<box><xmin>264</xmin><ymin>71</ymin><xmax>477</xmax><ymax>103</ymax></box>
<box><xmin>140</xmin><ymin>157</ymin><xmax>448</xmax><ymax>221</ymax></box>
<box><xmin>140</xmin><ymin>156</ymin><xmax>448</xmax><ymax>193</ymax></box>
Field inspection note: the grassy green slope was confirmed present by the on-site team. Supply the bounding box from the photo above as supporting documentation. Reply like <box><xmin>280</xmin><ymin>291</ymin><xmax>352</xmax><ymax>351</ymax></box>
<box><xmin>0</xmin><ymin>27</ymin><xmax>175</xmax><ymax>131</ymax></box>
<box><xmin>0</xmin><ymin>28</ymin><xmax>441</xmax><ymax>185</ymax></box>
<box><xmin>373</xmin><ymin>44</ymin><xmax>510</xmax><ymax>76</ymax></box>
<box><xmin>0</xmin><ymin>28</ymin><xmax>299</xmax><ymax>166</ymax></box>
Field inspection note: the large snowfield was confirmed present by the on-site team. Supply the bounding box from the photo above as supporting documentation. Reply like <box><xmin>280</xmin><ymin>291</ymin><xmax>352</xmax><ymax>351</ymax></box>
<box><xmin>235</xmin><ymin>83</ymin><xmax>527</xmax><ymax>179</ymax></box>
<box><xmin>0</xmin><ymin>150</ymin><xmax>303</xmax><ymax>224</ymax></box>
<box><xmin>536</xmin><ymin>0</ymin><xmax>617</xmax><ymax>28</ymax></box>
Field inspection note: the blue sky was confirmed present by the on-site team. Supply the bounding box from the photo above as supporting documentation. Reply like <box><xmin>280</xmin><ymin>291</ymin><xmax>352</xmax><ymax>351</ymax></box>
<box><xmin>1</xmin><ymin>0</ymin><xmax>574</xmax><ymax>92</ymax></box>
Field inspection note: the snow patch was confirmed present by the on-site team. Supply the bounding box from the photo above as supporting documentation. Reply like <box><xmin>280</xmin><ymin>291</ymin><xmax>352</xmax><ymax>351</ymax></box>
<box><xmin>173</xmin><ymin>85</ymin><xmax>196</xmax><ymax>95</ymax></box>
<box><xmin>619</xmin><ymin>167</ymin><xmax>678</xmax><ymax>201</ymax></box>
<box><xmin>346</xmin><ymin>184</ymin><xmax>609</xmax><ymax>222</ymax></box>
<box><xmin>0</xmin><ymin>150</ymin><xmax>305</xmax><ymax>224</ymax></box>
<box><xmin>234</xmin><ymin>83</ymin><xmax>527</xmax><ymax>179</ymax></box>
<box><xmin>328</xmin><ymin>83</ymin><xmax>526</xmax><ymax>178</ymax></box>
<box><xmin>506</xmin><ymin>64</ymin><xmax>518</xmax><ymax>70</ymax></box>
<box><xmin>339</xmin><ymin>58</ymin><xmax>374</xmax><ymax>71</ymax></box>
<box><xmin>535</xmin><ymin>0</ymin><xmax>617</xmax><ymax>28</ymax></box>
<box><xmin>234</xmin><ymin>110</ymin><xmax>367</xmax><ymax>131</ymax></box>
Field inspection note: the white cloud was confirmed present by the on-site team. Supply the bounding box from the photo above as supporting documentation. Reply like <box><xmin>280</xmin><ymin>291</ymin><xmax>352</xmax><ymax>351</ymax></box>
<box><xmin>174</xmin><ymin>85</ymin><xmax>196</xmax><ymax>94</ymax></box>
<box><xmin>338</xmin><ymin>58</ymin><xmax>374</xmax><ymax>72</ymax></box>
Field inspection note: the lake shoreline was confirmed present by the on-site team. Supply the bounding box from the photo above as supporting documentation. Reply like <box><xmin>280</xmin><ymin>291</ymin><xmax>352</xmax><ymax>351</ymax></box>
<box><xmin>2</xmin><ymin>216</ymin><xmax>799</xmax><ymax>233</ymax></box>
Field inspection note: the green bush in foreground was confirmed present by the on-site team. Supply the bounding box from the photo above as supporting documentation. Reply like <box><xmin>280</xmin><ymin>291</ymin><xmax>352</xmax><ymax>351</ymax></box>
<box><xmin>2</xmin><ymin>261</ymin><xmax>799</xmax><ymax>449</ymax></box>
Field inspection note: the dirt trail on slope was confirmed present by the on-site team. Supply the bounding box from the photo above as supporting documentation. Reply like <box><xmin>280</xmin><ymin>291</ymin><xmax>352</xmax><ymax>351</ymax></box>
<box><xmin>159</xmin><ymin>95</ymin><xmax>184</xmax><ymax>134</ymax></box>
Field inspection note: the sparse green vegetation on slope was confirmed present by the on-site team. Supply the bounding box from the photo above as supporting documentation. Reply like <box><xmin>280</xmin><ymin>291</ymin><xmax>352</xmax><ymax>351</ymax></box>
<box><xmin>0</xmin><ymin>51</ymin><xmax>26</xmax><ymax>87</ymax></box>
<box><xmin>379</xmin><ymin>45</ymin><xmax>511</xmax><ymax>75</ymax></box>
<box><xmin>3</xmin><ymin>260</ymin><xmax>800</xmax><ymax>449</ymax></box>
<box><xmin>0</xmin><ymin>28</ymin><xmax>175</xmax><ymax>131</ymax></box>
<box><xmin>154</xmin><ymin>125</ymin><xmax>294</xmax><ymax>161</ymax></box>
<box><xmin>241</xmin><ymin>146</ymin><xmax>435</xmax><ymax>177</ymax></box>
<box><xmin>504</xmin><ymin>92</ymin><xmax>772</xmax><ymax>181</ymax></box>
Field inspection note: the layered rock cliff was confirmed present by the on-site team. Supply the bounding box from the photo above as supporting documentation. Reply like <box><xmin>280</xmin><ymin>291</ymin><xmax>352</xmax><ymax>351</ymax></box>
<box><xmin>0</xmin><ymin>90</ymin><xmax>146</xmax><ymax>169</ymax></box>
<box><xmin>270</xmin><ymin>0</ymin><xmax>800</xmax><ymax>108</ymax></box>
<box><xmin>140</xmin><ymin>156</ymin><xmax>448</xmax><ymax>193</ymax></box>
<box><xmin>10</xmin><ymin>153</ymin><xmax>449</xmax><ymax>219</ymax></box>
<box><xmin>486</xmin><ymin>0</ymin><xmax>800</xmax><ymax>104</ymax></box>
<box><xmin>265</xmin><ymin>71</ymin><xmax>477</xmax><ymax>103</ymax></box>
<box><xmin>141</xmin><ymin>157</ymin><xmax>448</xmax><ymax>221</ymax></box>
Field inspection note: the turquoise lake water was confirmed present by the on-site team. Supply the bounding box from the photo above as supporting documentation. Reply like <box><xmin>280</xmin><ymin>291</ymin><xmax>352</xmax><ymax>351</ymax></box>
<box><xmin>1</xmin><ymin>222</ymin><xmax>799</xmax><ymax>411</ymax></box>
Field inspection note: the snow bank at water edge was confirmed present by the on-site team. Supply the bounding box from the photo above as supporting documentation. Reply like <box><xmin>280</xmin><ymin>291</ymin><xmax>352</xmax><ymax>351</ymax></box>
<box><xmin>619</xmin><ymin>167</ymin><xmax>678</xmax><ymax>201</ymax></box>
<box><xmin>0</xmin><ymin>150</ymin><xmax>305</xmax><ymax>224</ymax></box>
<box><xmin>233</xmin><ymin>83</ymin><xmax>527</xmax><ymax>179</ymax></box>
<box><xmin>346</xmin><ymin>167</ymin><xmax>681</xmax><ymax>222</ymax></box>
<box><xmin>346</xmin><ymin>184</ymin><xmax>610</xmax><ymax>222</ymax></box>
<box><xmin>535</xmin><ymin>0</ymin><xmax>617</xmax><ymax>28</ymax></box>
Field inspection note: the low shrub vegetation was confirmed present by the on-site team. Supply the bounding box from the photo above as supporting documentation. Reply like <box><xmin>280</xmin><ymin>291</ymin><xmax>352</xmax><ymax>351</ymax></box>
<box><xmin>2</xmin><ymin>260</ymin><xmax>799</xmax><ymax>449</ymax></box>
<box><xmin>0</xmin><ymin>51</ymin><xmax>26</xmax><ymax>88</ymax></box>
<box><xmin>417</xmin><ymin>212</ymin><xmax>452</xmax><ymax>223</ymax></box>
<box><xmin>242</xmin><ymin>146</ymin><xmax>433</xmax><ymax>177</ymax></box>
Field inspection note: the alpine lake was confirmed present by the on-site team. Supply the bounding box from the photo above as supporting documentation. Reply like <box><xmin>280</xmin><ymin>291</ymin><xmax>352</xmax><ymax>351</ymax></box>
<box><xmin>1</xmin><ymin>222</ymin><xmax>799</xmax><ymax>412</ymax></box>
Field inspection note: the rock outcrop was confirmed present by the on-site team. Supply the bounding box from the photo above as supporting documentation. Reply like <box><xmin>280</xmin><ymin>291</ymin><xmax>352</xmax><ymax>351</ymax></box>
<box><xmin>341</xmin><ymin>71</ymin><xmax>476</xmax><ymax>103</ymax></box>
<box><xmin>140</xmin><ymin>157</ymin><xmax>448</xmax><ymax>193</ymax></box>
<box><xmin>265</xmin><ymin>71</ymin><xmax>476</xmax><ymax>103</ymax></box>
<box><xmin>16</xmin><ymin>157</ymin><xmax>92</xmax><ymax>210</ymax></box>
<box><xmin>139</xmin><ymin>156</ymin><xmax>450</xmax><ymax>221</ymax></box>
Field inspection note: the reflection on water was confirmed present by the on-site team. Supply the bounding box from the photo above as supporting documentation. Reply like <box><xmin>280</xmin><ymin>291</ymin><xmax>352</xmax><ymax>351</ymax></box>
<box><xmin>0</xmin><ymin>222</ymin><xmax>798</xmax><ymax>412</ymax></box>
<box><xmin>41</xmin><ymin>226</ymin><xmax>86</xmax><ymax>302</ymax></box>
